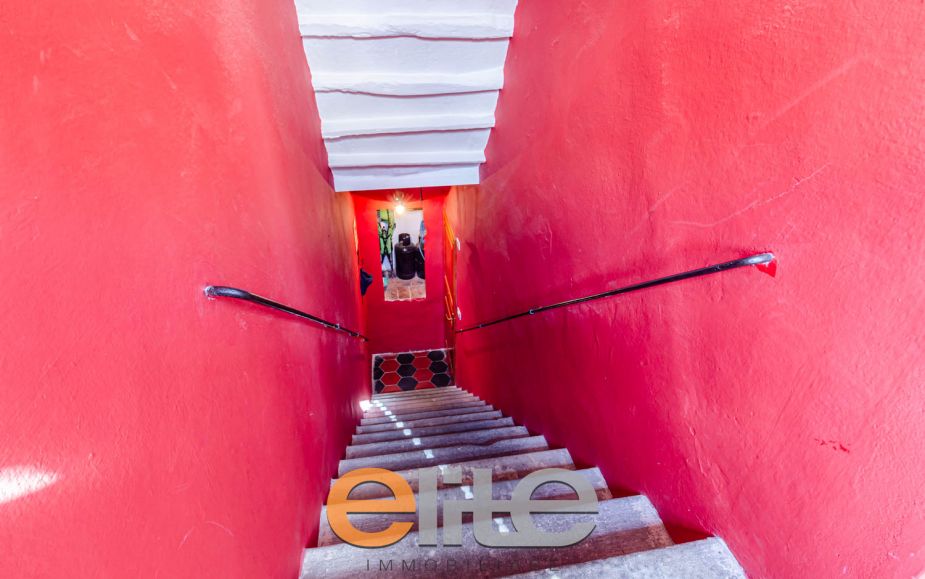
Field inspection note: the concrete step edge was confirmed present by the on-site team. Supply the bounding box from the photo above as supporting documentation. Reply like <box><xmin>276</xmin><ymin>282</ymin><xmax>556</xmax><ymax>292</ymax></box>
<box><xmin>373</xmin><ymin>386</ymin><xmax>461</xmax><ymax>400</ymax></box>
<box><xmin>506</xmin><ymin>537</ymin><xmax>746</xmax><ymax>578</ymax></box>
<box><xmin>361</xmin><ymin>403</ymin><xmax>493</xmax><ymax>425</ymax></box>
<box><xmin>356</xmin><ymin>410</ymin><xmax>503</xmax><ymax>434</ymax></box>
<box><xmin>345</xmin><ymin>425</ymin><xmax>531</xmax><ymax>459</ymax></box>
<box><xmin>331</xmin><ymin>448</ymin><xmax>576</xmax><ymax>499</ymax></box>
<box><xmin>351</xmin><ymin>418</ymin><xmax>517</xmax><ymax>445</ymax></box>
<box><xmin>366</xmin><ymin>394</ymin><xmax>479</xmax><ymax>413</ymax></box>
<box><xmin>301</xmin><ymin>495</ymin><xmax>672</xmax><ymax>578</ymax></box>
<box><xmin>337</xmin><ymin>435</ymin><xmax>550</xmax><ymax>476</ymax></box>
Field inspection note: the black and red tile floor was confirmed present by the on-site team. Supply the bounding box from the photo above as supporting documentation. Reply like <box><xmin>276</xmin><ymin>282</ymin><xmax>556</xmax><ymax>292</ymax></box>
<box><xmin>372</xmin><ymin>349</ymin><xmax>453</xmax><ymax>393</ymax></box>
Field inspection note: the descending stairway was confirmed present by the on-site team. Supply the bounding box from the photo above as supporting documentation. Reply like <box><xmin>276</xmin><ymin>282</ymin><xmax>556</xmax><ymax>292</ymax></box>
<box><xmin>301</xmin><ymin>386</ymin><xmax>745</xmax><ymax>578</ymax></box>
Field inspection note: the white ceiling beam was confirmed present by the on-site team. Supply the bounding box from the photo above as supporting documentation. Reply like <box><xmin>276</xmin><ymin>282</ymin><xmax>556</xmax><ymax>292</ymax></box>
<box><xmin>302</xmin><ymin>37</ymin><xmax>509</xmax><ymax>76</ymax></box>
<box><xmin>310</xmin><ymin>69</ymin><xmax>504</xmax><ymax>96</ymax></box>
<box><xmin>296</xmin><ymin>0</ymin><xmax>517</xmax><ymax>15</ymax></box>
<box><xmin>332</xmin><ymin>164</ymin><xmax>481</xmax><ymax>192</ymax></box>
<box><xmin>324</xmin><ymin>129</ymin><xmax>491</xmax><ymax>156</ymax></box>
<box><xmin>299</xmin><ymin>13</ymin><xmax>514</xmax><ymax>39</ymax></box>
<box><xmin>315</xmin><ymin>91</ymin><xmax>500</xmax><ymax>122</ymax></box>
<box><xmin>322</xmin><ymin>112</ymin><xmax>495</xmax><ymax>139</ymax></box>
<box><xmin>328</xmin><ymin>150</ymin><xmax>486</xmax><ymax>168</ymax></box>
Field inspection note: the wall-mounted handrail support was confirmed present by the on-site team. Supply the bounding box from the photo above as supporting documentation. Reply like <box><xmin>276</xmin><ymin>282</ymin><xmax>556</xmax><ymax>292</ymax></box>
<box><xmin>204</xmin><ymin>285</ymin><xmax>368</xmax><ymax>341</ymax></box>
<box><xmin>456</xmin><ymin>252</ymin><xmax>775</xmax><ymax>334</ymax></box>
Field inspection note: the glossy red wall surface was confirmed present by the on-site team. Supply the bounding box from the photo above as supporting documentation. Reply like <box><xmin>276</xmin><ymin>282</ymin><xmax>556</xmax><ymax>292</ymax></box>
<box><xmin>448</xmin><ymin>1</ymin><xmax>925</xmax><ymax>577</ymax></box>
<box><xmin>353</xmin><ymin>189</ymin><xmax>448</xmax><ymax>358</ymax></box>
<box><xmin>0</xmin><ymin>2</ymin><xmax>366</xmax><ymax>577</ymax></box>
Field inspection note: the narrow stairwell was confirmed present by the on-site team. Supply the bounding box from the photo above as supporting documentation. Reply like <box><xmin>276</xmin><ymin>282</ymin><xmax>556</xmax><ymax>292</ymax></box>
<box><xmin>301</xmin><ymin>387</ymin><xmax>745</xmax><ymax>578</ymax></box>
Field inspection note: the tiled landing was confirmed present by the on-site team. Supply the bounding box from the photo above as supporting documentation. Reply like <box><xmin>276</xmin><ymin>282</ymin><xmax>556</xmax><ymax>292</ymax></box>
<box><xmin>372</xmin><ymin>349</ymin><xmax>453</xmax><ymax>393</ymax></box>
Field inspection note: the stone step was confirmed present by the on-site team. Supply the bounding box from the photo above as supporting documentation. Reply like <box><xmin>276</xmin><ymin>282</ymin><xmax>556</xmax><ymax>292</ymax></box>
<box><xmin>338</xmin><ymin>435</ymin><xmax>549</xmax><ymax>476</ymax></box>
<box><xmin>366</xmin><ymin>393</ymin><xmax>478</xmax><ymax>414</ymax></box>
<box><xmin>361</xmin><ymin>402</ymin><xmax>492</xmax><ymax>426</ymax></box>
<box><xmin>365</xmin><ymin>394</ymin><xmax>484</xmax><ymax>416</ymax></box>
<box><xmin>346</xmin><ymin>425</ymin><xmax>530</xmax><ymax>459</ymax></box>
<box><xmin>372</xmin><ymin>387</ymin><xmax>471</xmax><ymax>401</ymax></box>
<box><xmin>333</xmin><ymin>448</ymin><xmax>575</xmax><ymax>500</ymax></box>
<box><xmin>372</xmin><ymin>385</ymin><xmax>460</xmax><ymax>397</ymax></box>
<box><xmin>371</xmin><ymin>388</ymin><xmax>469</xmax><ymax>402</ymax></box>
<box><xmin>356</xmin><ymin>409</ymin><xmax>503</xmax><ymax>434</ymax></box>
<box><xmin>351</xmin><ymin>417</ymin><xmax>517</xmax><ymax>445</ymax></box>
<box><xmin>364</xmin><ymin>396</ymin><xmax>485</xmax><ymax>417</ymax></box>
<box><xmin>300</xmin><ymin>496</ymin><xmax>672</xmax><ymax>578</ymax></box>
<box><xmin>373</xmin><ymin>386</ymin><xmax>461</xmax><ymax>400</ymax></box>
<box><xmin>317</xmin><ymin>467</ymin><xmax>614</xmax><ymax>547</ymax></box>
<box><xmin>508</xmin><ymin>537</ymin><xmax>746</xmax><ymax>578</ymax></box>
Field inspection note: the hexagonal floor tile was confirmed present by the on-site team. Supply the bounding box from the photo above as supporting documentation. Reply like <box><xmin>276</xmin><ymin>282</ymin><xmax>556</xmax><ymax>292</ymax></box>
<box><xmin>380</xmin><ymin>359</ymin><xmax>400</xmax><ymax>373</ymax></box>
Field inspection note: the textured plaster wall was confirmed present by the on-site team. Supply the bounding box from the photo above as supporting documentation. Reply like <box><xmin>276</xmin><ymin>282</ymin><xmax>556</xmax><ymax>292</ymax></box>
<box><xmin>0</xmin><ymin>1</ymin><xmax>366</xmax><ymax>577</ymax></box>
<box><xmin>447</xmin><ymin>1</ymin><xmax>925</xmax><ymax>577</ymax></box>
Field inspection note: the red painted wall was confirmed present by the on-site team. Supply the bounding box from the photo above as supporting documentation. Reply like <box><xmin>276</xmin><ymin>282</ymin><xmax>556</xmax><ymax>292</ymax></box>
<box><xmin>0</xmin><ymin>2</ymin><xmax>366</xmax><ymax>577</ymax></box>
<box><xmin>448</xmin><ymin>1</ymin><xmax>925</xmax><ymax>577</ymax></box>
<box><xmin>353</xmin><ymin>188</ymin><xmax>448</xmax><ymax>358</ymax></box>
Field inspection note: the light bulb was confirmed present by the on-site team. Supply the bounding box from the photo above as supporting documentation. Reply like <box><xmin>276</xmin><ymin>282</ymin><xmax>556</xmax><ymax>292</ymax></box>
<box><xmin>395</xmin><ymin>202</ymin><xmax>406</xmax><ymax>215</ymax></box>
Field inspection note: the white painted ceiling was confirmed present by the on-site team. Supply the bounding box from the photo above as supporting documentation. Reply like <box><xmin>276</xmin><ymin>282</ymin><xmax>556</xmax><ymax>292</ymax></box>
<box><xmin>294</xmin><ymin>0</ymin><xmax>518</xmax><ymax>192</ymax></box>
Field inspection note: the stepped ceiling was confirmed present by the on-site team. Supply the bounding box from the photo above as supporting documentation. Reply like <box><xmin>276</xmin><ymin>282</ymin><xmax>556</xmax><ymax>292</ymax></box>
<box><xmin>295</xmin><ymin>0</ymin><xmax>518</xmax><ymax>191</ymax></box>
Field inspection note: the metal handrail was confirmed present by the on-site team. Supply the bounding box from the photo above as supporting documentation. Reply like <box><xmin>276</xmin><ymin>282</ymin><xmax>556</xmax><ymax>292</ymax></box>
<box><xmin>456</xmin><ymin>252</ymin><xmax>775</xmax><ymax>334</ymax></box>
<box><xmin>204</xmin><ymin>286</ymin><xmax>368</xmax><ymax>340</ymax></box>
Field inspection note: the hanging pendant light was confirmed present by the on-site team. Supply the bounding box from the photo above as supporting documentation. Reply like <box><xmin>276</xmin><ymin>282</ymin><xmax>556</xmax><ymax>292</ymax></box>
<box><xmin>391</xmin><ymin>190</ymin><xmax>406</xmax><ymax>215</ymax></box>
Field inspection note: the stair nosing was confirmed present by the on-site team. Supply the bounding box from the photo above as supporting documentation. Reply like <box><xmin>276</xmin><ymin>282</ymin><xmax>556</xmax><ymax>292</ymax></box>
<box><xmin>361</xmin><ymin>403</ymin><xmax>493</xmax><ymax>425</ymax></box>
<box><xmin>345</xmin><ymin>425</ymin><xmax>531</xmax><ymax>459</ymax></box>
<box><xmin>356</xmin><ymin>409</ymin><xmax>504</xmax><ymax>434</ymax></box>
<box><xmin>303</xmin><ymin>495</ymin><xmax>672</xmax><ymax>578</ymax></box>
<box><xmin>351</xmin><ymin>417</ymin><xmax>518</xmax><ymax>445</ymax></box>
<box><xmin>337</xmin><ymin>435</ymin><xmax>550</xmax><ymax>476</ymax></box>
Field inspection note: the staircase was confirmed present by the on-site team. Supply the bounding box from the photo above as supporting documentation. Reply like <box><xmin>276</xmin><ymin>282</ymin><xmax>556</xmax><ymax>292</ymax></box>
<box><xmin>301</xmin><ymin>386</ymin><xmax>745</xmax><ymax>578</ymax></box>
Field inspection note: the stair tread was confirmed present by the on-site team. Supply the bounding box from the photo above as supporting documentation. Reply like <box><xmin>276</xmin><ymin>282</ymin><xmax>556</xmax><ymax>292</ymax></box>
<box><xmin>368</xmin><ymin>391</ymin><xmax>476</xmax><ymax>408</ymax></box>
<box><xmin>338</xmin><ymin>435</ymin><xmax>549</xmax><ymax>475</ymax></box>
<box><xmin>332</xmin><ymin>448</ymin><xmax>575</xmax><ymax>500</ymax></box>
<box><xmin>317</xmin><ymin>467</ymin><xmax>614</xmax><ymax>547</ymax></box>
<box><xmin>320</xmin><ymin>388</ymin><xmax>746</xmax><ymax>576</ymax></box>
<box><xmin>365</xmin><ymin>397</ymin><xmax>480</xmax><ymax>416</ymax></box>
<box><xmin>508</xmin><ymin>537</ymin><xmax>746</xmax><ymax>578</ymax></box>
<box><xmin>351</xmin><ymin>417</ymin><xmax>517</xmax><ymax>445</ymax></box>
<box><xmin>356</xmin><ymin>409</ymin><xmax>503</xmax><ymax>434</ymax></box>
<box><xmin>373</xmin><ymin>386</ymin><xmax>461</xmax><ymax>400</ymax></box>
<box><xmin>346</xmin><ymin>425</ymin><xmax>530</xmax><ymax>458</ymax></box>
<box><xmin>366</xmin><ymin>392</ymin><xmax>481</xmax><ymax>414</ymax></box>
<box><xmin>361</xmin><ymin>402</ymin><xmax>492</xmax><ymax>425</ymax></box>
<box><xmin>301</xmin><ymin>496</ymin><xmax>672</xmax><ymax>578</ymax></box>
